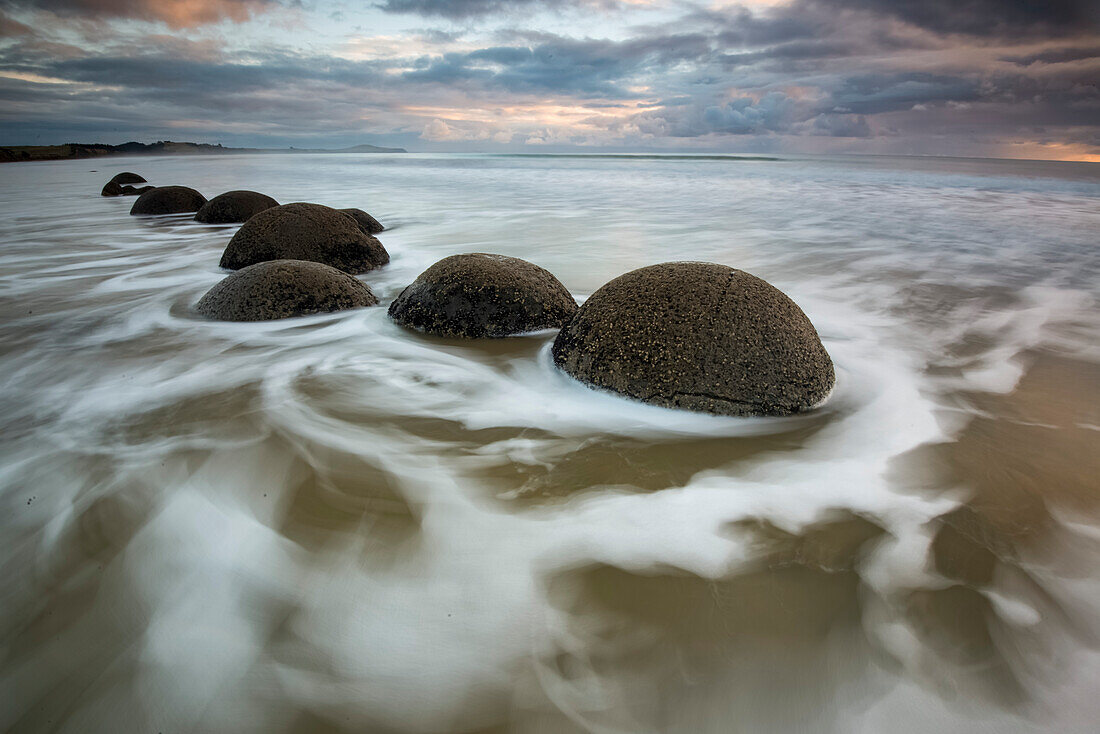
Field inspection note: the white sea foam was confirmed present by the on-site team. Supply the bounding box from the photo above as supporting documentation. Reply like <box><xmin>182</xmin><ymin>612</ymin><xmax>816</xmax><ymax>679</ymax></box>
<box><xmin>1</xmin><ymin>153</ymin><xmax>1099</xmax><ymax>733</ymax></box>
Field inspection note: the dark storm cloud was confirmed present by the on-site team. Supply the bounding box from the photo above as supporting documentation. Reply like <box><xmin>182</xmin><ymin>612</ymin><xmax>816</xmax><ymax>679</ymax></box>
<box><xmin>628</xmin><ymin>91</ymin><xmax>875</xmax><ymax>140</ymax></box>
<box><xmin>828</xmin><ymin>73</ymin><xmax>983</xmax><ymax>115</ymax></box>
<box><xmin>812</xmin><ymin>0</ymin><xmax>1100</xmax><ymax>39</ymax></box>
<box><xmin>1002</xmin><ymin>46</ymin><xmax>1100</xmax><ymax>66</ymax></box>
<box><xmin>403</xmin><ymin>33</ymin><xmax>710</xmax><ymax>97</ymax></box>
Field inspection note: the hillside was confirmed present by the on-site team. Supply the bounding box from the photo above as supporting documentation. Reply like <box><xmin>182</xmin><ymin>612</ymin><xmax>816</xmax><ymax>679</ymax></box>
<box><xmin>0</xmin><ymin>140</ymin><xmax>407</xmax><ymax>163</ymax></box>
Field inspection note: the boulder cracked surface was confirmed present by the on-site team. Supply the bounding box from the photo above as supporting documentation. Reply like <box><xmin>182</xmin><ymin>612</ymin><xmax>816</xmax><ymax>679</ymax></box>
<box><xmin>388</xmin><ymin>253</ymin><xmax>577</xmax><ymax>338</ymax></box>
<box><xmin>195</xmin><ymin>190</ymin><xmax>279</xmax><ymax>224</ymax></box>
<box><xmin>551</xmin><ymin>261</ymin><xmax>834</xmax><ymax>416</ymax></box>
<box><xmin>219</xmin><ymin>202</ymin><xmax>389</xmax><ymax>274</ymax></box>
<box><xmin>195</xmin><ymin>259</ymin><xmax>378</xmax><ymax>321</ymax></box>
<box><xmin>129</xmin><ymin>186</ymin><xmax>207</xmax><ymax>215</ymax></box>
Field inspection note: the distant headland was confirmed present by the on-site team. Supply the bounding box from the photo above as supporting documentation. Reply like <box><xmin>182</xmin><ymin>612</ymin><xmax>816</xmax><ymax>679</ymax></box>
<box><xmin>0</xmin><ymin>140</ymin><xmax>407</xmax><ymax>163</ymax></box>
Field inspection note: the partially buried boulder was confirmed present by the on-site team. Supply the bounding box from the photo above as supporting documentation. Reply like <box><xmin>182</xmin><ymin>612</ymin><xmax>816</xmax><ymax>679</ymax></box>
<box><xmin>388</xmin><ymin>253</ymin><xmax>577</xmax><ymax>338</ymax></box>
<box><xmin>110</xmin><ymin>172</ymin><xmax>146</xmax><ymax>185</ymax></box>
<box><xmin>195</xmin><ymin>190</ymin><xmax>279</xmax><ymax>224</ymax></box>
<box><xmin>102</xmin><ymin>181</ymin><xmax>155</xmax><ymax>196</ymax></box>
<box><xmin>551</xmin><ymin>262</ymin><xmax>834</xmax><ymax>417</ymax></box>
<box><xmin>129</xmin><ymin>186</ymin><xmax>207</xmax><ymax>215</ymax></box>
<box><xmin>195</xmin><ymin>259</ymin><xmax>378</xmax><ymax>321</ymax></box>
<box><xmin>340</xmin><ymin>208</ymin><xmax>385</xmax><ymax>234</ymax></box>
<box><xmin>219</xmin><ymin>202</ymin><xmax>389</xmax><ymax>274</ymax></box>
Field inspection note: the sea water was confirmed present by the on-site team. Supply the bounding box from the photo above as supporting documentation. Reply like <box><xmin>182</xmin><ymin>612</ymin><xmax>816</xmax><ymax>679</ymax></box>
<box><xmin>1</xmin><ymin>152</ymin><xmax>1099</xmax><ymax>733</ymax></box>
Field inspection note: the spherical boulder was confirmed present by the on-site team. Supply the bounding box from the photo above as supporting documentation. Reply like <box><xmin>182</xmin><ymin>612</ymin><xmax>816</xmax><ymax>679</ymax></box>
<box><xmin>121</xmin><ymin>185</ymin><xmax>155</xmax><ymax>196</ymax></box>
<box><xmin>101</xmin><ymin>181</ymin><xmax>124</xmax><ymax>196</ymax></box>
<box><xmin>129</xmin><ymin>186</ymin><xmax>207</xmax><ymax>215</ymax></box>
<box><xmin>195</xmin><ymin>259</ymin><xmax>378</xmax><ymax>322</ymax></box>
<box><xmin>195</xmin><ymin>190</ymin><xmax>279</xmax><ymax>224</ymax></box>
<box><xmin>551</xmin><ymin>262</ymin><xmax>834</xmax><ymax>417</ymax></box>
<box><xmin>340</xmin><ymin>208</ymin><xmax>385</xmax><ymax>234</ymax></box>
<box><xmin>110</xmin><ymin>172</ymin><xmax>146</xmax><ymax>185</ymax></box>
<box><xmin>388</xmin><ymin>253</ymin><xmax>577</xmax><ymax>338</ymax></box>
<box><xmin>219</xmin><ymin>203</ymin><xmax>389</xmax><ymax>274</ymax></box>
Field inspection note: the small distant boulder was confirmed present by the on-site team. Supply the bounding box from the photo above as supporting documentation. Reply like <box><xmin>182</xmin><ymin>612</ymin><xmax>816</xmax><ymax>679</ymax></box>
<box><xmin>551</xmin><ymin>262</ymin><xmax>835</xmax><ymax>416</ymax></box>
<box><xmin>195</xmin><ymin>190</ymin><xmax>279</xmax><ymax>224</ymax></box>
<box><xmin>388</xmin><ymin>253</ymin><xmax>577</xmax><ymax>338</ymax></box>
<box><xmin>102</xmin><ymin>181</ymin><xmax>155</xmax><ymax>197</ymax></box>
<box><xmin>110</xmin><ymin>172</ymin><xmax>146</xmax><ymax>185</ymax></box>
<box><xmin>219</xmin><ymin>202</ymin><xmax>389</xmax><ymax>274</ymax></box>
<box><xmin>340</xmin><ymin>208</ymin><xmax>385</xmax><ymax>234</ymax></box>
<box><xmin>129</xmin><ymin>186</ymin><xmax>207</xmax><ymax>215</ymax></box>
<box><xmin>195</xmin><ymin>259</ymin><xmax>378</xmax><ymax>322</ymax></box>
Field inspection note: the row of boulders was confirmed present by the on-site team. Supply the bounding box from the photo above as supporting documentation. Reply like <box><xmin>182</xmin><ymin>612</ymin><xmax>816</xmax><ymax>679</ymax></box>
<box><xmin>389</xmin><ymin>257</ymin><xmax>833</xmax><ymax>415</ymax></box>
<box><xmin>102</xmin><ymin>170</ymin><xmax>834</xmax><ymax>416</ymax></box>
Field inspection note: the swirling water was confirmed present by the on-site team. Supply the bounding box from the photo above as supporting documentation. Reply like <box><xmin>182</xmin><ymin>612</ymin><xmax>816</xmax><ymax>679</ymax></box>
<box><xmin>1</xmin><ymin>153</ymin><xmax>1099</xmax><ymax>733</ymax></box>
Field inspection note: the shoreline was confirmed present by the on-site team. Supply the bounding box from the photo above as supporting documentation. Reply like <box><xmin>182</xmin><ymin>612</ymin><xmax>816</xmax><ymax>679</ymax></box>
<box><xmin>0</xmin><ymin>141</ymin><xmax>407</xmax><ymax>164</ymax></box>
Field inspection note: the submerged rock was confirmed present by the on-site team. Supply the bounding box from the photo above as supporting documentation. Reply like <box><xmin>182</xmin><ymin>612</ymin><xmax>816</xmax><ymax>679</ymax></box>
<box><xmin>102</xmin><ymin>181</ymin><xmax>155</xmax><ymax>197</ymax></box>
<box><xmin>195</xmin><ymin>190</ymin><xmax>279</xmax><ymax>224</ymax></box>
<box><xmin>129</xmin><ymin>186</ymin><xmax>207</xmax><ymax>215</ymax></box>
<box><xmin>195</xmin><ymin>259</ymin><xmax>378</xmax><ymax>321</ymax></box>
<box><xmin>388</xmin><ymin>253</ymin><xmax>577</xmax><ymax>338</ymax></box>
<box><xmin>551</xmin><ymin>261</ymin><xmax>834</xmax><ymax>416</ymax></box>
<box><xmin>340</xmin><ymin>208</ymin><xmax>385</xmax><ymax>234</ymax></box>
<box><xmin>109</xmin><ymin>172</ymin><xmax>146</xmax><ymax>185</ymax></box>
<box><xmin>219</xmin><ymin>202</ymin><xmax>389</xmax><ymax>274</ymax></box>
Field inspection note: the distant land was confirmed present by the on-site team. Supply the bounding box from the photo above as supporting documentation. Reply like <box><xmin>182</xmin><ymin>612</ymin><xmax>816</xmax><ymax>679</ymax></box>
<box><xmin>0</xmin><ymin>140</ymin><xmax>407</xmax><ymax>163</ymax></box>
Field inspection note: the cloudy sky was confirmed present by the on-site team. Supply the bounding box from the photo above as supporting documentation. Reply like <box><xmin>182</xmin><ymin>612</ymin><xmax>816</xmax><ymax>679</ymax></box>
<box><xmin>0</xmin><ymin>0</ymin><xmax>1097</xmax><ymax>159</ymax></box>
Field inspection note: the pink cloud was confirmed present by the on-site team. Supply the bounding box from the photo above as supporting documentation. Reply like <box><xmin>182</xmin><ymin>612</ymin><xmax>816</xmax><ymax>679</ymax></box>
<box><xmin>9</xmin><ymin>0</ymin><xmax>275</xmax><ymax>28</ymax></box>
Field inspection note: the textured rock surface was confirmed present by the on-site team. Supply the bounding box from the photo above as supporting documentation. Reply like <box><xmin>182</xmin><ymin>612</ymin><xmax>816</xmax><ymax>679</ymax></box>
<box><xmin>388</xmin><ymin>253</ymin><xmax>577</xmax><ymax>338</ymax></box>
<box><xmin>195</xmin><ymin>190</ymin><xmax>279</xmax><ymax>224</ymax></box>
<box><xmin>129</xmin><ymin>186</ymin><xmax>207</xmax><ymax>215</ymax></box>
<box><xmin>219</xmin><ymin>202</ymin><xmax>389</xmax><ymax>273</ymax></box>
<box><xmin>195</xmin><ymin>259</ymin><xmax>378</xmax><ymax>321</ymax></box>
<box><xmin>109</xmin><ymin>172</ymin><xmax>146</xmax><ymax>185</ymax></box>
<box><xmin>551</xmin><ymin>261</ymin><xmax>834</xmax><ymax>416</ymax></box>
<box><xmin>340</xmin><ymin>208</ymin><xmax>385</xmax><ymax>234</ymax></box>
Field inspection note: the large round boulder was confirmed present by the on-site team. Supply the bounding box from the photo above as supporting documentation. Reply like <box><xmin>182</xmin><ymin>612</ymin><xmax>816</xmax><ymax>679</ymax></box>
<box><xmin>195</xmin><ymin>190</ymin><xmax>279</xmax><ymax>224</ymax></box>
<box><xmin>340</xmin><ymin>208</ymin><xmax>385</xmax><ymax>234</ymax></box>
<box><xmin>219</xmin><ymin>203</ymin><xmax>389</xmax><ymax>274</ymax></box>
<box><xmin>110</xmin><ymin>172</ymin><xmax>146</xmax><ymax>185</ymax></box>
<box><xmin>195</xmin><ymin>259</ymin><xmax>378</xmax><ymax>322</ymax></box>
<box><xmin>551</xmin><ymin>262</ymin><xmax>834</xmax><ymax>416</ymax></box>
<box><xmin>388</xmin><ymin>253</ymin><xmax>577</xmax><ymax>338</ymax></box>
<box><xmin>129</xmin><ymin>186</ymin><xmax>207</xmax><ymax>215</ymax></box>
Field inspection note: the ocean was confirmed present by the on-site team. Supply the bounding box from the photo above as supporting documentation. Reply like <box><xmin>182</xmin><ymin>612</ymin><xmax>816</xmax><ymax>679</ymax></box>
<box><xmin>1</xmin><ymin>152</ymin><xmax>1098</xmax><ymax>733</ymax></box>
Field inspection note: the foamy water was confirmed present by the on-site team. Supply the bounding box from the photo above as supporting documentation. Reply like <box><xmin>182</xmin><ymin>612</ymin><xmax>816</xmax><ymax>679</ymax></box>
<box><xmin>1</xmin><ymin>153</ymin><xmax>1099</xmax><ymax>733</ymax></box>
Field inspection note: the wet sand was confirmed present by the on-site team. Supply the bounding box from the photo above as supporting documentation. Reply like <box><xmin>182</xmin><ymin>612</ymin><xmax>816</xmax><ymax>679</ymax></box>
<box><xmin>1</xmin><ymin>153</ymin><xmax>1099</xmax><ymax>732</ymax></box>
